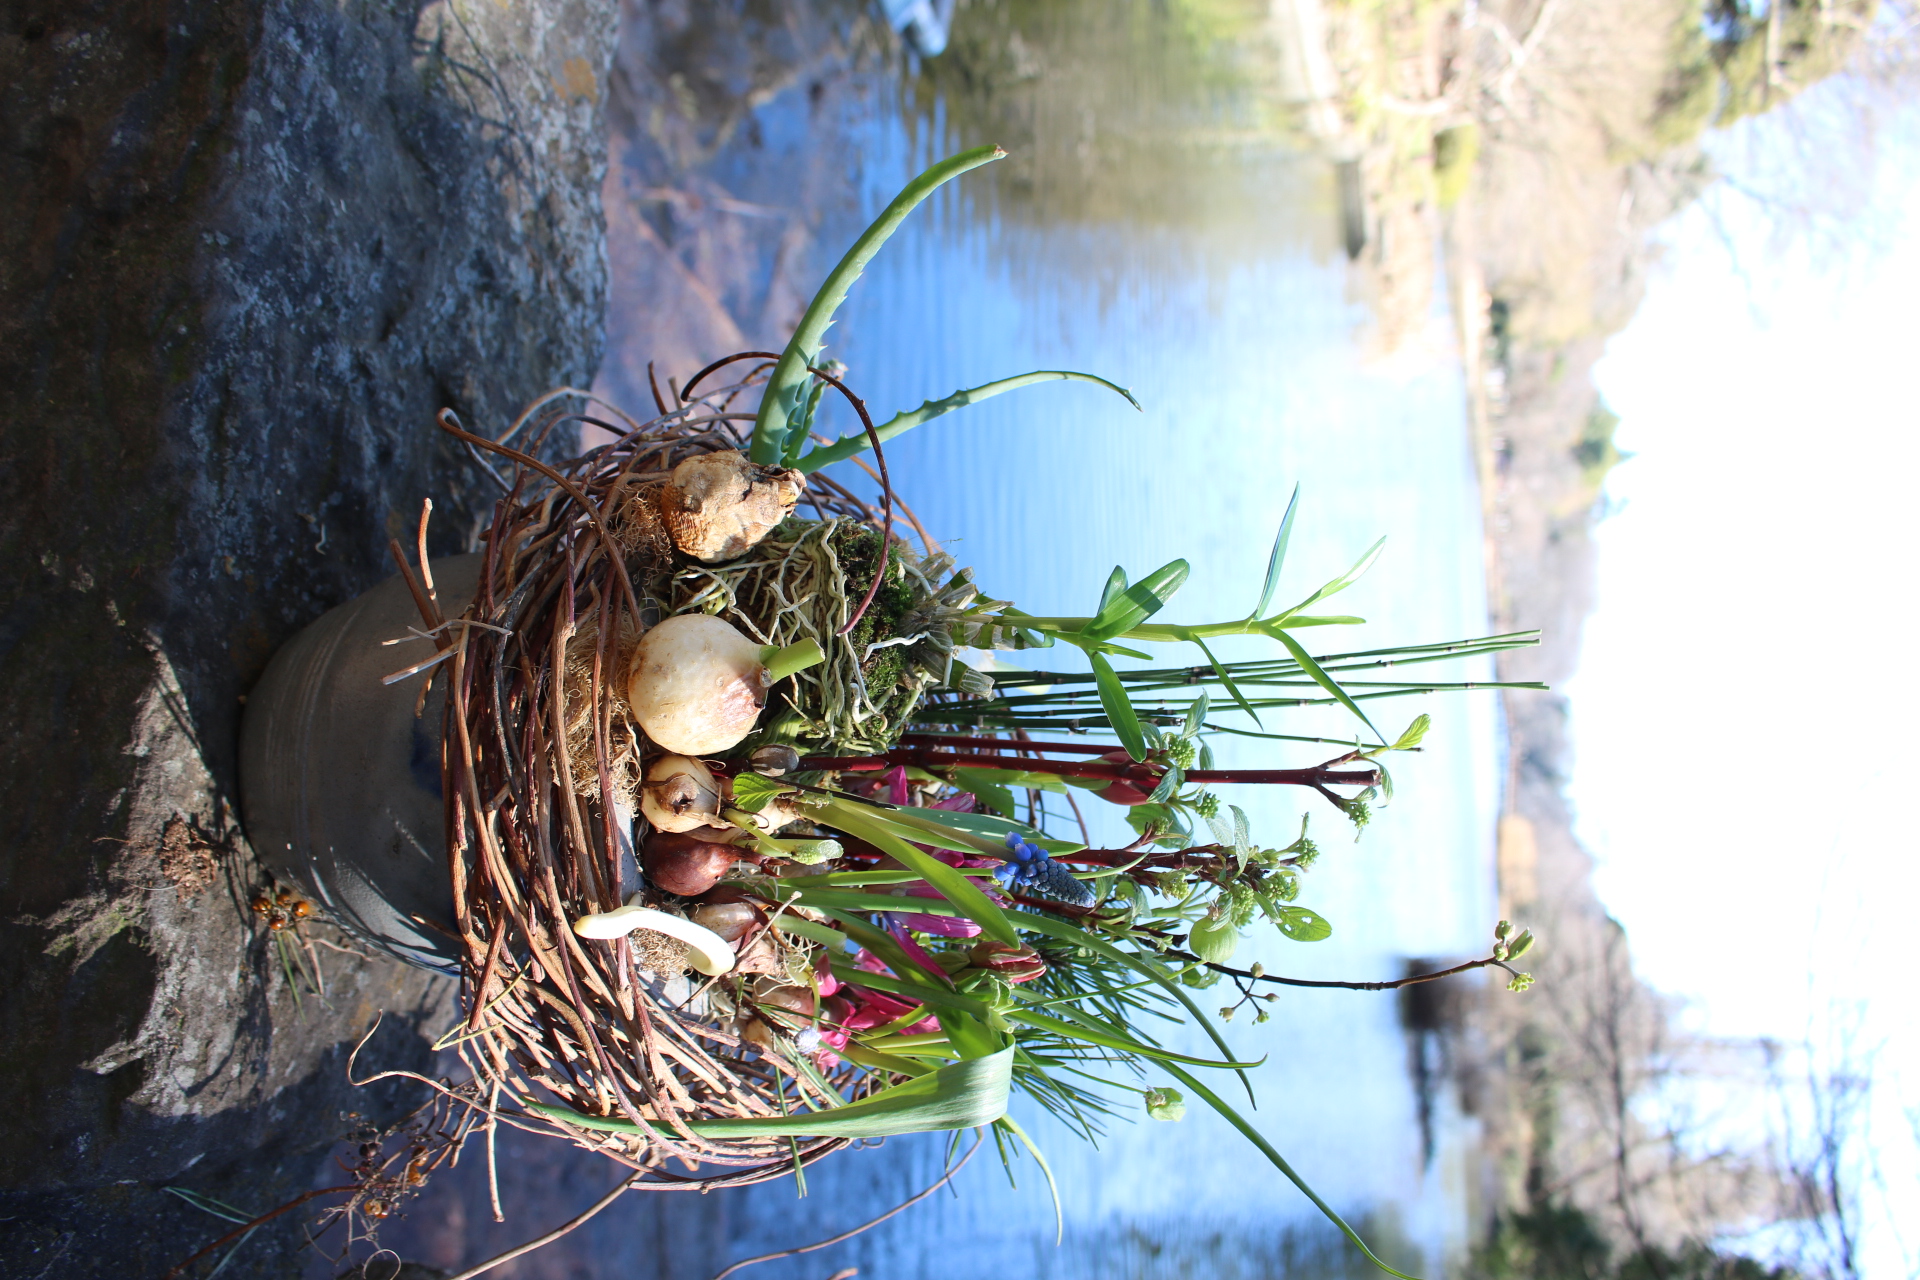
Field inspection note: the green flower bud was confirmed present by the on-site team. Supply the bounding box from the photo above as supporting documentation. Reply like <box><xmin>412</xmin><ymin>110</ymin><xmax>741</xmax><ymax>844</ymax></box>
<box><xmin>1188</xmin><ymin>915</ymin><xmax>1239</xmax><ymax>965</ymax></box>
<box><xmin>1218</xmin><ymin>1006</ymin><xmax>1236</xmax><ymax>1023</ymax></box>
<box><xmin>1249</xmin><ymin>962</ymin><xmax>1265</xmax><ymax>979</ymax></box>
<box><xmin>1506</xmin><ymin>971</ymin><xmax>1534</xmax><ymax>993</ymax></box>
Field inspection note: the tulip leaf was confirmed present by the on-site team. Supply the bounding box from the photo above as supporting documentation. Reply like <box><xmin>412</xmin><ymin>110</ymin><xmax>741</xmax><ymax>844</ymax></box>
<box><xmin>814</xmin><ymin>800</ymin><xmax>1019</xmax><ymax>946</ymax></box>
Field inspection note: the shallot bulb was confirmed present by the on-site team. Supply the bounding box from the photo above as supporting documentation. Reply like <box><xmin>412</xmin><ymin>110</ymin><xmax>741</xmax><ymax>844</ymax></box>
<box><xmin>643</xmin><ymin>826</ymin><xmax>759</xmax><ymax>897</ymax></box>
<box><xmin>639</xmin><ymin>754</ymin><xmax>723</xmax><ymax>832</ymax></box>
<box><xmin>626</xmin><ymin>614</ymin><xmax>769</xmax><ymax>755</ymax></box>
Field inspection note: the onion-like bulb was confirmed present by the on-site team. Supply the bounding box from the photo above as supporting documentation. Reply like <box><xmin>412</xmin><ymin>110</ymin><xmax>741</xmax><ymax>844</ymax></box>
<box><xmin>639</xmin><ymin>754</ymin><xmax>723</xmax><ymax>832</ymax></box>
<box><xmin>626</xmin><ymin>614</ymin><xmax>769</xmax><ymax>755</ymax></box>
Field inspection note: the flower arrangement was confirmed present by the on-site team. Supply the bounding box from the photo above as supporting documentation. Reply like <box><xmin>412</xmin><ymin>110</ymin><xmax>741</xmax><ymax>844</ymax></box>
<box><xmin>360</xmin><ymin>146</ymin><xmax>1544</xmax><ymax>1278</ymax></box>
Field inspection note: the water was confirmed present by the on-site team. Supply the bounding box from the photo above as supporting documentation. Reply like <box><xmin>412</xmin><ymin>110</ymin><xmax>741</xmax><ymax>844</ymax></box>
<box><xmin>345</xmin><ymin>6</ymin><xmax>1502</xmax><ymax>1276</ymax></box>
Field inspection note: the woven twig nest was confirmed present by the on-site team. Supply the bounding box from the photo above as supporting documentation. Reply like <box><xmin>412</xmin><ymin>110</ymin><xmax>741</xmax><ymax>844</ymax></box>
<box><xmin>425</xmin><ymin>372</ymin><xmax>973</xmax><ymax>1187</ymax></box>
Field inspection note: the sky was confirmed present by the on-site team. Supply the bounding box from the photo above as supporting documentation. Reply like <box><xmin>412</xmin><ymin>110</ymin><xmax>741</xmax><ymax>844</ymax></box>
<box><xmin>1564</xmin><ymin>83</ymin><xmax>1920</xmax><ymax>1275</ymax></box>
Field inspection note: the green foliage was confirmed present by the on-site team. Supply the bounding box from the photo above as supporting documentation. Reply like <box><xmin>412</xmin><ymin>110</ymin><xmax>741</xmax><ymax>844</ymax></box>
<box><xmin>1433</xmin><ymin>124</ymin><xmax>1480</xmax><ymax>209</ymax></box>
<box><xmin>1573</xmin><ymin>401</ymin><xmax>1631</xmax><ymax>487</ymax></box>
<box><xmin>1469</xmin><ymin>1202</ymin><xmax>1802</xmax><ymax>1280</ymax></box>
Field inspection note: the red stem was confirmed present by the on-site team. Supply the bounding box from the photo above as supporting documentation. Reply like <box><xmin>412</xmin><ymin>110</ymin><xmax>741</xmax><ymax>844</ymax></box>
<box><xmin>798</xmin><ymin>750</ymin><xmax>1377</xmax><ymax>790</ymax></box>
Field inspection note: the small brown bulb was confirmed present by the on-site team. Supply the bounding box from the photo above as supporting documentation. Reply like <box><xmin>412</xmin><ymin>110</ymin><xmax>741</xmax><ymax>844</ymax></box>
<box><xmin>749</xmin><ymin>744</ymin><xmax>800</xmax><ymax>776</ymax></box>
<box><xmin>643</xmin><ymin>827</ymin><xmax>758</xmax><ymax>897</ymax></box>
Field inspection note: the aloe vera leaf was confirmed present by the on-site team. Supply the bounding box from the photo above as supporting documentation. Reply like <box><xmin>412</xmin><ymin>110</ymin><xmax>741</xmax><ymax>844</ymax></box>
<box><xmin>797</xmin><ymin>370</ymin><xmax>1140</xmax><ymax>472</ymax></box>
<box><xmin>752</xmin><ymin>145</ymin><xmax>1006</xmax><ymax>463</ymax></box>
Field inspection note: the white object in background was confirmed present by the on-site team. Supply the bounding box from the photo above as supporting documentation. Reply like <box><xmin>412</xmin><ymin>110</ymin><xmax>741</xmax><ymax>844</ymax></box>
<box><xmin>878</xmin><ymin>0</ymin><xmax>953</xmax><ymax>57</ymax></box>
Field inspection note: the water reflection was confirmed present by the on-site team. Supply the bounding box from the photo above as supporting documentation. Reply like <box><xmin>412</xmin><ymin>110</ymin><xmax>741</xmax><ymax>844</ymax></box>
<box><xmin>338</xmin><ymin>4</ymin><xmax>1500</xmax><ymax>1276</ymax></box>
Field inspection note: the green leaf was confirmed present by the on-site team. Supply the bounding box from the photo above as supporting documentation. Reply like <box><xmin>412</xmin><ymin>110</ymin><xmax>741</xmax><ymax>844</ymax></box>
<box><xmin>1181</xmin><ymin>691</ymin><xmax>1210</xmax><ymax>738</ymax></box>
<box><xmin>1274</xmin><ymin>906</ymin><xmax>1332</xmax><ymax>942</ymax></box>
<box><xmin>814</xmin><ymin>799</ymin><xmax>1019</xmax><ymax>946</ymax></box>
<box><xmin>1277</xmin><ymin>614</ymin><xmax>1368</xmax><ymax>628</ymax></box>
<box><xmin>729</xmin><ymin>773</ymin><xmax>796</xmax><ymax>814</ymax></box>
<box><xmin>1272</xmin><ymin>537</ymin><xmax>1386</xmax><ymax>622</ymax></box>
<box><xmin>1252</xmin><ymin>484</ymin><xmax>1300</xmax><ymax>620</ymax></box>
<box><xmin>1274</xmin><ymin>629</ymin><xmax>1386</xmax><ymax>745</ymax></box>
<box><xmin>891</xmin><ymin>805</ymin><xmax>1085</xmax><ymax>853</ymax></box>
<box><xmin>536</xmin><ymin>1048</ymin><xmax>1015</xmax><ymax>1140</ymax></box>
<box><xmin>1194</xmin><ymin>636</ymin><xmax>1263</xmax><ymax>729</ymax></box>
<box><xmin>949</xmin><ymin>769</ymin><xmax>1020</xmax><ymax>820</ymax></box>
<box><xmin>1096</xmin><ymin>566</ymin><xmax>1128</xmax><ymax>616</ymax></box>
<box><xmin>1390</xmin><ymin>714</ymin><xmax>1432</xmax><ymax>751</ymax></box>
<box><xmin>1157</xmin><ymin>1061</ymin><xmax>1425</xmax><ymax>1280</ymax></box>
<box><xmin>1091</xmin><ymin>652</ymin><xmax>1149</xmax><ymax>762</ymax></box>
<box><xmin>1084</xmin><ymin>559</ymin><xmax>1190</xmax><ymax>642</ymax></box>
<box><xmin>796</xmin><ymin>370</ymin><xmax>1140</xmax><ymax>473</ymax></box>
<box><xmin>1229</xmin><ymin>805</ymin><xmax>1253</xmax><ymax>864</ymax></box>
<box><xmin>752</xmin><ymin>145</ymin><xmax>1006</xmax><ymax>463</ymax></box>
<box><xmin>937</xmin><ymin>1008</ymin><xmax>1006</xmax><ymax>1060</ymax></box>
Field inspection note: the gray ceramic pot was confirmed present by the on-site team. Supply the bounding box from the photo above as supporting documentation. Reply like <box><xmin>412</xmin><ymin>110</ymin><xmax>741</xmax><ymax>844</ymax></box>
<box><xmin>239</xmin><ymin>556</ymin><xmax>483</xmax><ymax>974</ymax></box>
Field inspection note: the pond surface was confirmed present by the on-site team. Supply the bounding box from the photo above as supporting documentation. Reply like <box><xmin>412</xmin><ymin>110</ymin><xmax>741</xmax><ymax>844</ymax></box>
<box><xmin>340</xmin><ymin>5</ymin><xmax>1502</xmax><ymax>1277</ymax></box>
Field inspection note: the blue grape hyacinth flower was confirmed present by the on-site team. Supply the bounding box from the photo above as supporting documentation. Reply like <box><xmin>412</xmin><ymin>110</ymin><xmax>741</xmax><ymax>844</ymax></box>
<box><xmin>996</xmin><ymin>831</ymin><xmax>1096</xmax><ymax>907</ymax></box>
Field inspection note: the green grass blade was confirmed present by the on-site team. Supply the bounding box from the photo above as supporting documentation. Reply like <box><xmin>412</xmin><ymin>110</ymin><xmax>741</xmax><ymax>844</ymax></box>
<box><xmin>1013</xmin><ymin>912</ymin><xmax>1254</xmax><ymax>1105</ymax></box>
<box><xmin>797</xmin><ymin>370</ymin><xmax>1139</xmax><ymax>472</ymax></box>
<box><xmin>752</xmin><ymin>145</ymin><xmax>1005</xmax><ymax>463</ymax></box>
<box><xmin>1158</xmin><ymin>1061</ymin><xmax>1424</xmax><ymax>1280</ymax></box>
<box><xmin>1005</xmin><ymin>1006</ymin><xmax>1262</xmax><ymax>1070</ymax></box>
<box><xmin>996</xmin><ymin>1115</ymin><xmax>1064</xmax><ymax>1244</ymax></box>
<box><xmin>1252</xmin><ymin>484</ymin><xmax>1300</xmax><ymax>620</ymax></box>
<box><xmin>1091</xmin><ymin>652</ymin><xmax>1149</xmax><ymax>762</ymax></box>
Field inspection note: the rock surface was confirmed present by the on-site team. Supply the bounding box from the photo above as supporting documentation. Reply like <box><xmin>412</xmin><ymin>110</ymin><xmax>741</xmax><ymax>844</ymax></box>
<box><xmin>0</xmin><ymin>0</ymin><xmax>614</xmax><ymax>1272</ymax></box>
